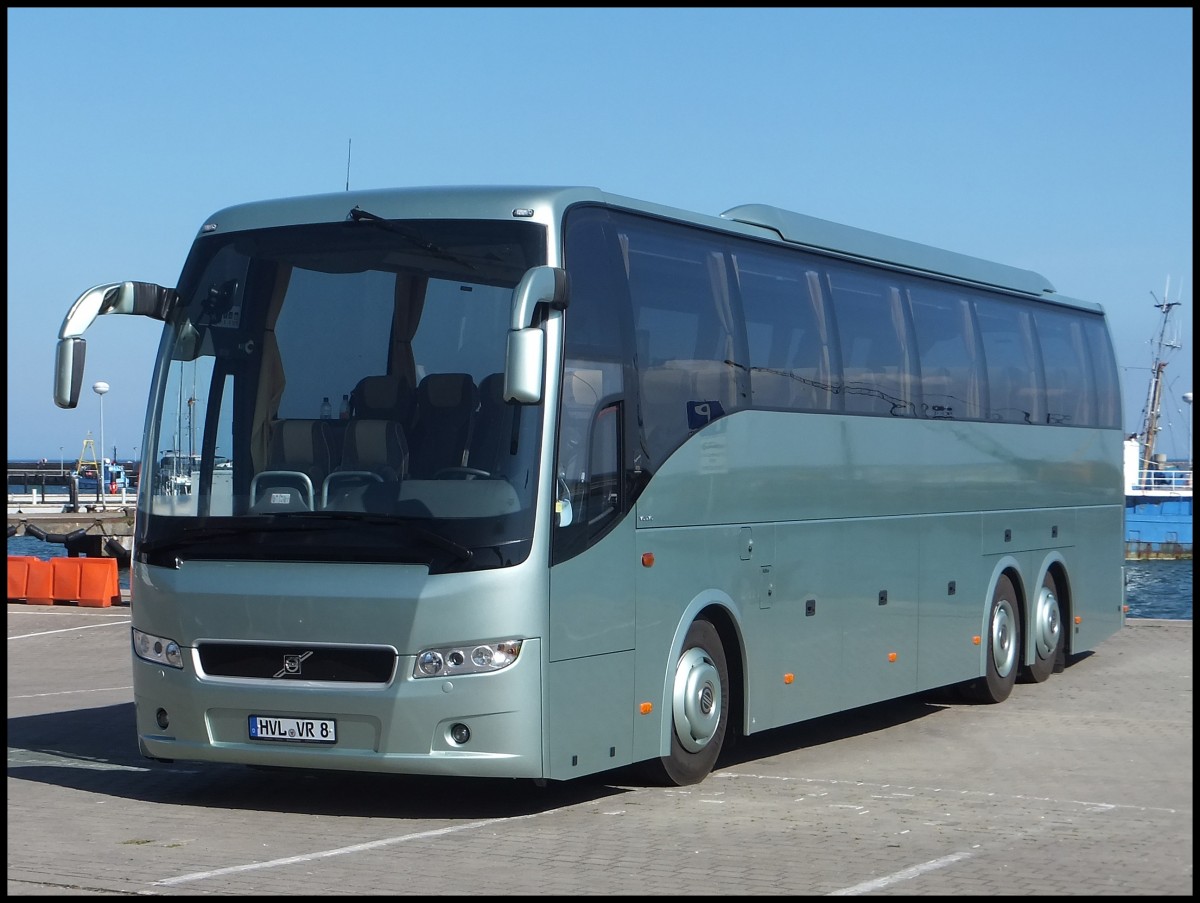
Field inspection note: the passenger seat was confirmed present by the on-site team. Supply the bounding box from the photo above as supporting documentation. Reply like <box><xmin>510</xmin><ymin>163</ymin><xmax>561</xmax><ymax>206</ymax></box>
<box><xmin>322</xmin><ymin>418</ymin><xmax>409</xmax><ymax>510</ymax></box>
<box><xmin>254</xmin><ymin>419</ymin><xmax>335</xmax><ymax>510</ymax></box>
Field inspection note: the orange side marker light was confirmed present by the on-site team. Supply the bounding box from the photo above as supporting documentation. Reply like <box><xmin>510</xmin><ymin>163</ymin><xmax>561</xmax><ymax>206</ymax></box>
<box><xmin>639</xmin><ymin>702</ymin><xmax>653</xmax><ymax>714</ymax></box>
<box><xmin>641</xmin><ymin>552</ymin><xmax>655</xmax><ymax>567</ymax></box>
<box><xmin>783</xmin><ymin>673</ymin><xmax>794</xmax><ymax>684</ymax></box>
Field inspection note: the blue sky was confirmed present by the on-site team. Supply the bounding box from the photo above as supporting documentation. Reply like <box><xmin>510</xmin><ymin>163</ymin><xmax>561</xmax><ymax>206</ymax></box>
<box><xmin>6</xmin><ymin>8</ymin><xmax>1194</xmax><ymax>463</ymax></box>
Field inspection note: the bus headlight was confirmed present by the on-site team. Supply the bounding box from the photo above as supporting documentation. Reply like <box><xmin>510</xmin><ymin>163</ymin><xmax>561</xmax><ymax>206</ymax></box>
<box><xmin>132</xmin><ymin>627</ymin><xmax>184</xmax><ymax>669</ymax></box>
<box><xmin>413</xmin><ymin>640</ymin><xmax>522</xmax><ymax>678</ymax></box>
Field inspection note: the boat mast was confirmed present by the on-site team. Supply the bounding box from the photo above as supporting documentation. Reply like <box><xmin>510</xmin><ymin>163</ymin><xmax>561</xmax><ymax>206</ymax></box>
<box><xmin>1138</xmin><ymin>279</ymin><xmax>1183</xmax><ymax>476</ymax></box>
<box><xmin>77</xmin><ymin>434</ymin><xmax>98</xmax><ymax>474</ymax></box>
<box><xmin>1140</xmin><ymin>358</ymin><xmax>1168</xmax><ymax>475</ymax></box>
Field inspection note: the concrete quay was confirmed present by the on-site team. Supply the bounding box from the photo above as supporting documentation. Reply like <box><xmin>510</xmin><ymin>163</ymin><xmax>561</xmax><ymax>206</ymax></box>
<box><xmin>5</xmin><ymin>611</ymin><xmax>1192</xmax><ymax>896</ymax></box>
<box><xmin>7</xmin><ymin>497</ymin><xmax>135</xmax><ymax>560</ymax></box>
<box><xmin>8</xmin><ymin>492</ymin><xmax>135</xmax><ymax>521</ymax></box>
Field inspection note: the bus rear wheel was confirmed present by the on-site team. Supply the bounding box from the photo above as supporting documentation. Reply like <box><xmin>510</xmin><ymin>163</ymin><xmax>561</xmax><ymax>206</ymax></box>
<box><xmin>960</xmin><ymin>574</ymin><xmax>1020</xmax><ymax>704</ymax></box>
<box><xmin>1020</xmin><ymin>571</ymin><xmax>1063</xmax><ymax>684</ymax></box>
<box><xmin>643</xmin><ymin>618</ymin><xmax>729</xmax><ymax>786</ymax></box>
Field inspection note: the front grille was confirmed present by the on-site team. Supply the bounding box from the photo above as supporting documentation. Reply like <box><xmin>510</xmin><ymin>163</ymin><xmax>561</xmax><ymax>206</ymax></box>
<box><xmin>198</xmin><ymin>642</ymin><xmax>396</xmax><ymax>683</ymax></box>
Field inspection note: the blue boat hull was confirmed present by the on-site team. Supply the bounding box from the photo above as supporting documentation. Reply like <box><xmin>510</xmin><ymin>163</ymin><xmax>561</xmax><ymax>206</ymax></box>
<box><xmin>77</xmin><ymin>478</ymin><xmax>130</xmax><ymax>493</ymax></box>
<box><xmin>1125</xmin><ymin>495</ymin><xmax>1193</xmax><ymax>559</ymax></box>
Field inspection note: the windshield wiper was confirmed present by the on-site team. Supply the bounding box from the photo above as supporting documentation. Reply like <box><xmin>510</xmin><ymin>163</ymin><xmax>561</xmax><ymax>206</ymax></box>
<box><xmin>347</xmin><ymin>207</ymin><xmax>477</xmax><ymax>271</ymax></box>
<box><xmin>137</xmin><ymin>519</ymin><xmax>318</xmax><ymax>555</ymax></box>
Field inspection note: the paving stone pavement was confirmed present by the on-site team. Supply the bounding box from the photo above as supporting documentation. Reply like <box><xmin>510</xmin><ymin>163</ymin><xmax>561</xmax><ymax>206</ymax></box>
<box><xmin>7</xmin><ymin>606</ymin><xmax>1192</xmax><ymax>896</ymax></box>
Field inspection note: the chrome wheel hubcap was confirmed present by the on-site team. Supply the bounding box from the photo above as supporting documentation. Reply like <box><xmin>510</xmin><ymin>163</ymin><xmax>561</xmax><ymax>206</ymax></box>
<box><xmin>991</xmin><ymin>598</ymin><xmax>1017</xmax><ymax>678</ymax></box>
<box><xmin>672</xmin><ymin>647</ymin><xmax>721</xmax><ymax>753</ymax></box>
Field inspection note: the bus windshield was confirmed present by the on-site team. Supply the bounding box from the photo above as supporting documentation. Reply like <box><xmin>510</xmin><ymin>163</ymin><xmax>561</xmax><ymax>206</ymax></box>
<box><xmin>137</xmin><ymin>217</ymin><xmax>547</xmax><ymax>574</ymax></box>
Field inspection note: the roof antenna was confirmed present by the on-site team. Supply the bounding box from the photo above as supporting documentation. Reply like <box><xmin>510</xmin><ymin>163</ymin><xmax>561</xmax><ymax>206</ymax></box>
<box><xmin>345</xmin><ymin>138</ymin><xmax>352</xmax><ymax>191</ymax></box>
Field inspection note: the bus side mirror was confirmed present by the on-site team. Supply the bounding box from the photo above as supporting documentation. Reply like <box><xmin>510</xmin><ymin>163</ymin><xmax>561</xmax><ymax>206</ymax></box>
<box><xmin>54</xmin><ymin>281</ymin><xmax>176</xmax><ymax>409</ymax></box>
<box><xmin>504</xmin><ymin>266</ymin><xmax>568</xmax><ymax>404</ymax></box>
<box><xmin>54</xmin><ymin>337</ymin><xmax>87</xmax><ymax>409</ymax></box>
<box><xmin>505</xmin><ymin>327</ymin><xmax>545</xmax><ymax>404</ymax></box>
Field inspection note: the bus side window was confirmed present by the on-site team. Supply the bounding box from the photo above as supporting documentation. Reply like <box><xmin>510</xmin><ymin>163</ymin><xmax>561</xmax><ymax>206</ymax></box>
<box><xmin>640</xmin><ymin>367</ymin><xmax>693</xmax><ymax>466</ymax></box>
<box><xmin>1034</xmin><ymin>308</ymin><xmax>1095</xmax><ymax>426</ymax></box>
<box><xmin>625</xmin><ymin>225</ymin><xmax>747</xmax><ymax>463</ymax></box>
<box><xmin>560</xmin><ymin>400</ymin><xmax>620</xmax><ymax>531</ymax></box>
<box><xmin>558</xmin><ymin>367</ymin><xmax>600</xmax><ymax>487</ymax></box>
<box><xmin>828</xmin><ymin>269</ymin><xmax>916</xmax><ymax>417</ymax></box>
<box><xmin>555</xmin><ymin>364</ymin><xmax>622</xmax><ymax>550</ymax></box>
<box><xmin>908</xmin><ymin>286</ymin><xmax>983</xmax><ymax>420</ymax></box>
<box><xmin>587</xmin><ymin>403</ymin><xmax>620</xmax><ymax>520</ymax></box>
<box><xmin>1081</xmin><ymin>316</ymin><xmax>1122</xmax><ymax>428</ymax></box>
<box><xmin>977</xmin><ymin>299</ymin><xmax>1044</xmax><ymax>424</ymax></box>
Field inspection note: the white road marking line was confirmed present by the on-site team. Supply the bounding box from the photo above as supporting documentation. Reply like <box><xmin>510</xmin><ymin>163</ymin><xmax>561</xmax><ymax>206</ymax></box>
<box><xmin>9</xmin><ymin>686</ymin><xmax>132</xmax><ymax>699</ymax></box>
<box><xmin>715</xmin><ymin>771</ymin><xmax>1184</xmax><ymax>815</ymax></box>
<box><xmin>154</xmin><ymin>814</ymin><xmax>541</xmax><ymax>886</ymax></box>
<box><xmin>828</xmin><ymin>851</ymin><xmax>973</xmax><ymax>895</ymax></box>
<box><xmin>9</xmin><ymin>620</ymin><xmax>130</xmax><ymax>640</ymax></box>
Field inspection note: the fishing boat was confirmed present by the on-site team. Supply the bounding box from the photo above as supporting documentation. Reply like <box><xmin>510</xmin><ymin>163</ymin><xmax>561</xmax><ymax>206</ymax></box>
<box><xmin>75</xmin><ymin>461</ymin><xmax>131</xmax><ymax>495</ymax></box>
<box><xmin>1124</xmin><ymin>283</ymin><xmax>1192</xmax><ymax>560</ymax></box>
<box><xmin>72</xmin><ymin>435</ymin><xmax>132</xmax><ymax>495</ymax></box>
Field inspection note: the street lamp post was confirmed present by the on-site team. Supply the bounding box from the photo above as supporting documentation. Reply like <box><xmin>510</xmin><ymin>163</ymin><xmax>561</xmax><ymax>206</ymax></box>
<box><xmin>59</xmin><ymin>446</ymin><xmax>64</xmax><ymax>476</ymax></box>
<box><xmin>93</xmin><ymin>381</ymin><xmax>110</xmax><ymax>509</ymax></box>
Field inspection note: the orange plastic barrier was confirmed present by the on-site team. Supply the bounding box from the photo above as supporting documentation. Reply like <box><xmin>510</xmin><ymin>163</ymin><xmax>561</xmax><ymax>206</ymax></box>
<box><xmin>75</xmin><ymin>557</ymin><xmax>120</xmax><ymax>607</ymax></box>
<box><xmin>50</xmin><ymin>557</ymin><xmax>84</xmax><ymax>605</ymax></box>
<box><xmin>24</xmin><ymin>558</ymin><xmax>56</xmax><ymax>605</ymax></box>
<box><xmin>7</xmin><ymin>555</ymin><xmax>120</xmax><ymax>607</ymax></box>
<box><xmin>7</xmin><ymin>556</ymin><xmax>35</xmax><ymax>600</ymax></box>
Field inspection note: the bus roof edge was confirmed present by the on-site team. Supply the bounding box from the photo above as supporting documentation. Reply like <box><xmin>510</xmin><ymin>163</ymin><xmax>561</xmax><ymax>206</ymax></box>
<box><xmin>721</xmin><ymin>203</ymin><xmax>1056</xmax><ymax>299</ymax></box>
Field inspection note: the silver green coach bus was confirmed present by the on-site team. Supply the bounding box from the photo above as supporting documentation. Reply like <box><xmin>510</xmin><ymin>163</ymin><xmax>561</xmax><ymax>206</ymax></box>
<box><xmin>54</xmin><ymin>186</ymin><xmax>1125</xmax><ymax>786</ymax></box>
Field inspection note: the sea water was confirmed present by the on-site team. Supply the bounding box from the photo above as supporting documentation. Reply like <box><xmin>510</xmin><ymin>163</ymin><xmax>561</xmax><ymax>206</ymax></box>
<box><xmin>6</xmin><ymin>534</ymin><xmax>1193</xmax><ymax>619</ymax></box>
<box><xmin>1121</xmin><ymin>558</ymin><xmax>1192</xmax><ymax>620</ymax></box>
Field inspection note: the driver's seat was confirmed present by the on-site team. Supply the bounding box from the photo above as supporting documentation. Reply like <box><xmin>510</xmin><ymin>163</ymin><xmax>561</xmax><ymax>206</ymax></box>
<box><xmin>467</xmin><ymin>372</ymin><xmax>512</xmax><ymax>474</ymax></box>
<box><xmin>408</xmin><ymin>373</ymin><xmax>479</xmax><ymax>478</ymax></box>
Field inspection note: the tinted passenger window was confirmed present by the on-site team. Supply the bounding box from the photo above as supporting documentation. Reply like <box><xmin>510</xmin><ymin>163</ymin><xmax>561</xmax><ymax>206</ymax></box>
<box><xmin>735</xmin><ymin>249</ymin><xmax>838</xmax><ymax>411</ymax></box>
<box><xmin>1034</xmin><ymin>307</ymin><xmax>1094</xmax><ymax>426</ymax></box>
<box><xmin>826</xmin><ymin>267</ymin><xmax>917</xmax><ymax>416</ymax></box>
<box><xmin>623</xmin><ymin>222</ymin><xmax>747</xmax><ymax>468</ymax></box>
<box><xmin>908</xmin><ymin>286</ymin><xmax>983</xmax><ymax>420</ymax></box>
<box><xmin>1080</xmin><ymin>316</ymin><xmax>1122</xmax><ymax>428</ymax></box>
<box><xmin>975</xmin><ymin>298</ymin><xmax>1044</xmax><ymax>424</ymax></box>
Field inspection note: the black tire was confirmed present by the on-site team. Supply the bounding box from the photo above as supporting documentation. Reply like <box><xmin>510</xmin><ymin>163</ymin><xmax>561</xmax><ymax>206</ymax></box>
<box><xmin>1020</xmin><ymin>571</ymin><xmax>1064</xmax><ymax>684</ymax></box>
<box><xmin>960</xmin><ymin>574</ymin><xmax>1020</xmax><ymax>704</ymax></box>
<box><xmin>642</xmin><ymin>619</ymin><xmax>729</xmax><ymax>786</ymax></box>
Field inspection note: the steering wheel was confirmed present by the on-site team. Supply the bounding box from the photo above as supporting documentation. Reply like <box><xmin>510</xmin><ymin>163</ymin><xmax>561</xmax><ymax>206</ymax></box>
<box><xmin>434</xmin><ymin>467</ymin><xmax>492</xmax><ymax>480</ymax></box>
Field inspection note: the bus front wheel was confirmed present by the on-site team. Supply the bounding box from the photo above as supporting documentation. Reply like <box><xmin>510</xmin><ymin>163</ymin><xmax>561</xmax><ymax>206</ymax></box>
<box><xmin>960</xmin><ymin>574</ymin><xmax>1020</xmax><ymax>704</ymax></box>
<box><xmin>1020</xmin><ymin>571</ymin><xmax>1063</xmax><ymax>684</ymax></box>
<box><xmin>644</xmin><ymin>618</ymin><xmax>729</xmax><ymax>786</ymax></box>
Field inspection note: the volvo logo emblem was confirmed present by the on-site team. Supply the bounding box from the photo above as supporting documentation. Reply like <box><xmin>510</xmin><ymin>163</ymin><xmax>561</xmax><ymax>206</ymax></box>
<box><xmin>274</xmin><ymin>651</ymin><xmax>314</xmax><ymax>678</ymax></box>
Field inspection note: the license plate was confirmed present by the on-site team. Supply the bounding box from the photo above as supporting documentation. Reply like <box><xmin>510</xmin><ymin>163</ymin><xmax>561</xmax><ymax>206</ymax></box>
<box><xmin>248</xmin><ymin>715</ymin><xmax>337</xmax><ymax>744</ymax></box>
